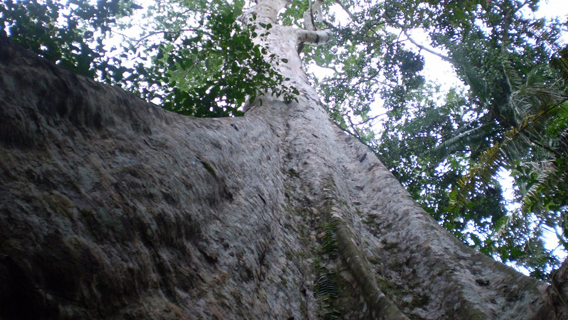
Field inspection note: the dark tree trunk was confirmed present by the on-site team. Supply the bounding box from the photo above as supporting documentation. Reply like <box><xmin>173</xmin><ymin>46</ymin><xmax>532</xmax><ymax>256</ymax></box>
<box><xmin>0</xmin><ymin>28</ymin><xmax>566</xmax><ymax>320</ymax></box>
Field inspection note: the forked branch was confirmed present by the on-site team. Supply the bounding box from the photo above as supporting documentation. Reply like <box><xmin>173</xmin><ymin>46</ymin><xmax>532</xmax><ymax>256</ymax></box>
<box><xmin>298</xmin><ymin>0</ymin><xmax>332</xmax><ymax>53</ymax></box>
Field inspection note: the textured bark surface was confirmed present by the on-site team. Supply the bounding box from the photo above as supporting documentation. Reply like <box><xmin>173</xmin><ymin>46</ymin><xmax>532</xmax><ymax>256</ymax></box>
<box><xmin>0</xmin><ymin>8</ymin><xmax>566</xmax><ymax>319</ymax></box>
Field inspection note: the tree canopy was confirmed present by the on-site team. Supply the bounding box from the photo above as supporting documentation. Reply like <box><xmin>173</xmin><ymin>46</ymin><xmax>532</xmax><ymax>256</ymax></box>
<box><xmin>2</xmin><ymin>0</ymin><xmax>567</xmax><ymax>279</ymax></box>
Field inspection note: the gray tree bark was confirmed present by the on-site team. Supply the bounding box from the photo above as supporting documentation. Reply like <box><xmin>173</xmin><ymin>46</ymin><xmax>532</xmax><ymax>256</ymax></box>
<box><xmin>0</xmin><ymin>1</ymin><xmax>567</xmax><ymax>319</ymax></box>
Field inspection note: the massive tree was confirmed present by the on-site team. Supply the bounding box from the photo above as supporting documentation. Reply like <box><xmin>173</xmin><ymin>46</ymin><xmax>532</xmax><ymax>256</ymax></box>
<box><xmin>1</xmin><ymin>0</ymin><xmax>568</xmax><ymax>319</ymax></box>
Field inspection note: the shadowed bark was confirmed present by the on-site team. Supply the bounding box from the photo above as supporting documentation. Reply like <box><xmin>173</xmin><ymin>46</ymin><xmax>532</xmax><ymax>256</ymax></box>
<box><xmin>0</xmin><ymin>3</ymin><xmax>567</xmax><ymax>318</ymax></box>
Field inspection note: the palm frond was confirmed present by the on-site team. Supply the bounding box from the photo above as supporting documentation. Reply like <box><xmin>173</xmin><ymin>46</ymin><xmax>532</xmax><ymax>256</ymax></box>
<box><xmin>429</xmin><ymin>123</ymin><xmax>493</xmax><ymax>159</ymax></box>
<box><xmin>502</xmin><ymin>59</ymin><xmax>523</xmax><ymax>94</ymax></box>
<box><xmin>550</xmin><ymin>45</ymin><xmax>568</xmax><ymax>88</ymax></box>
<box><xmin>456</xmin><ymin>106</ymin><xmax>562</xmax><ymax>199</ymax></box>
<box><xmin>458</xmin><ymin>134</ymin><xmax>508</xmax><ymax>194</ymax></box>
<box><xmin>521</xmin><ymin>160</ymin><xmax>557</xmax><ymax>204</ymax></box>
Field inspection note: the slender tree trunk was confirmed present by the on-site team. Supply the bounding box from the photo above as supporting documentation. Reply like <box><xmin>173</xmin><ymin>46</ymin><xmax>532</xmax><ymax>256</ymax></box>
<box><xmin>0</xmin><ymin>1</ymin><xmax>566</xmax><ymax>319</ymax></box>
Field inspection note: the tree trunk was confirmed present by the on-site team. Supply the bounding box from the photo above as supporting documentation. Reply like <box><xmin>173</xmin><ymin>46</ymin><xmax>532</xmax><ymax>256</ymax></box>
<box><xmin>0</xmin><ymin>2</ymin><xmax>566</xmax><ymax>319</ymax></box>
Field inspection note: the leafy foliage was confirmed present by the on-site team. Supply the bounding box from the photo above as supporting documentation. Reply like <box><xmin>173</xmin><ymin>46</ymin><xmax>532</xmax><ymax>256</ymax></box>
<box><xmin>300</xmin><ymin>0</ymin><xmax>426</xmax><ymax>141</ymax></box>
<box><xmin>120</xmin><ymin>0</ymin><xmax>299</xmax><ymax>116</ymax></box>
<box><xmin>0</xmin><ymin>0</ymin><xmax>139</xmax><ymax>79</ymax></box>
<box><xmin>0</xmin><ymin>0</ymin><xmax>297</xmax><ymax>117</ymax></box>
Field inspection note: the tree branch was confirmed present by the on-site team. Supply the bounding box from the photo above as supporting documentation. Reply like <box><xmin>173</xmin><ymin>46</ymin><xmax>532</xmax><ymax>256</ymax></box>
<box><xmin>297</xmin><ymin>0</ymin><xmax>331</xmax><ymax>53</ymax></box>
<box><xmin>297</xmin><ymin>29</ymin><xmax>332</xmax><ymax>46</ymax></box>
<box><xmin>403</xmin><ymin>30</ymin><xmax>453</xmax><ymax>63</ymax></box>
<box><xmin>303</xmin><ymin>0</ymin><xmax>323</xmax><ymax>31</ymax></box>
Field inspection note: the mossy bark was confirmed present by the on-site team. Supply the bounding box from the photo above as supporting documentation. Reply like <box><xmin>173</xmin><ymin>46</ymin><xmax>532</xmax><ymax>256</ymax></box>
<box><xmin>331</xmin><ymin>208</ymin><xmax>408</xmax><ymax>320</ymax></box>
